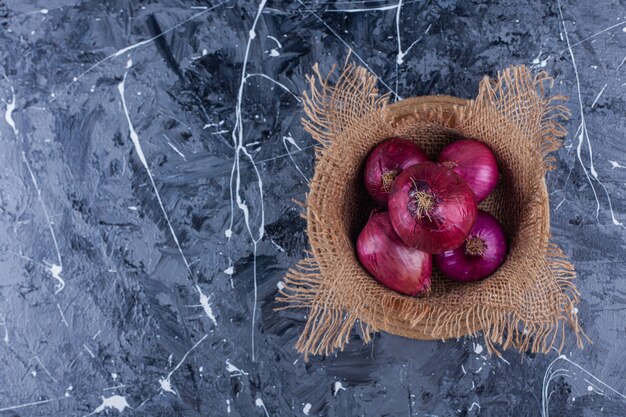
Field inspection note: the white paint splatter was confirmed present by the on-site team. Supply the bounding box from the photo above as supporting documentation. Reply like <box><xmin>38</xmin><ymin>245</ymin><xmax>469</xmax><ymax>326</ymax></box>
<box><xmin>557</xmin><ymin>0</ymin><xmax>625</xmax><ymax>228</ymax></box>
<box><xmin>83</xmin><ymin>344</ymin><xmax>95</xmax><ymax>358</ymax></box>
<box><xmin>554</xmin><ymin>198</ymin><xmax>566</xmax><ymax>212</ymax></box>
<box><xmin>585</xmin><ymin>378</ymin><xmax>606</xmax><ymax>395</ymax></box>
<box><xmin>333</xmin><ymin>381</ymin><xmax>346</xmax><ymax>395</ymax></box>
<box><xmin>224</xmin><ymin>266</ymin><xmax>234</xmax><ymax>275</ymax></box>
<box><xmin>282</xmin><ymin>134</ymin><xmax>309</xmax><ymax>184</ymax></box>
<box><xmin>609</xmin><ymin>160</ymin><xmax>625</xmax><ymax>169</ymax></box>
<box><xmin>126</xmin><ymin>57</ymin><xmax>133</xmax><ymax>68</ymax></box>
<box><xmin>226</xmin><ymin>359</ymin><xmax>249</xmax><ymax>377</ymax></box>
<box><xmin>473</xmin><ymin>343</ymin><xmax>483</xmax><ymax>355</ymax></box>
<box><xmin>270</xmin><ymin>239</ymin><xmax>285</xmax><ymax>252</ymax></box>
<box><xmin>227</xmin><ymin>0</ymin><xmax>268</xmax><ymax>363</ymax></box>
<box><xmin>118</xmin><ymin>73</ymin><xmax>195</xmax><ymax>275</ymax></box>
<box><xmin>49</xmin><ymin>263</ymin><xmax>64</xmax><ymax>294</ymax></box>
<box><xmin>158</xmin><ymin>334</ymin><xmax>208</xmax><ymax>395</ymax></box>
<box><xmin>296</xmin><ymin>0</ymin><xmax>398</xmax><ymax>97</ymax></box>
<box><xmin>255</xmin><ymin>398</ymin><xmax>270</xmax><ymax>417</ymax></box>
<box><xmin>162</xmin><ymin>134</ymin><xmax>186</xmax><ymax>159</ymax></box>
<box><xmin>57</xmin><ymin>303</ymin><xmax>69</xmax><ymax>327</ymax></box>
<box><xmin>276</xmin><ymin>281</ymin><xmax>285</xmax><ymax>290</ymax></box>
<box><xmin>556</xmin><ymin>21</ymin><xmax>626</xmax><ymax>55</ymax></box>
<box><xmin>203</xmin><ymin>120</ymin><xmax>224</xmax><ymax>129</ymax></box>
<box><xmin>468</xmin><ymin>402</ymin><xmax>481</xmax><ymax>412</ymax></box>
<box><xmin>102</xmin><ymin>384</ymin><xmax>125</xmax><ymax>391</ymax></box>
<box><xmin>461</xmin><ymin>364</ymin><xmax>466</xmax><ymax>374</ymax></box>
<box><xmin>195</xmin><ymin>285</ymin><xmax>217</xmax><ymax>326</ymax></box>
<box><xmin>5</xmin><ymin>85</ymin><xmax>64</xmax><ymax>293</ymax></box>
<box><xmin>57</xmin><ymin>2</ymin><xmax>228</xmax><ymax>97</ymax></box>
<box><xmin>267</xmin><ymin>35</ymin><xmax>282</xmax><ymax>48</ymax></box>
<box><xmin>158</xmin><ymin>377</ymin><xmax>176</xmax><ymax>395</ymax></box>
<box><xmin>269</xmin><ymin>49</ymin><xmax>280</xmax><ymax>57</ymax></box>
<box><xmin>591</xmin><ymin>83</ymin><xmax>607</xmax><ymax>108</ymax></box>
<box><xmin>340</xmin><ymin>4</ymin><xmax>400</xmax><ymax>13</ymax></box>
<box><xmin>33</xmin><ymin>356</ymin><xmax>58</xmax><ymax>383</ymax></box>
<box><xmin>4</xmin><ymin>86</ymin><xmax>18</xmax><ymax>136</ymax></box>
<box><xmin>531</xmin><ymin>52</ymin><xmax>550</xmax><ymax>69</ymax></box>
<box><xmin>542</xmin><ymin>354</ymin><xmax>626</xmax><ymax>417</ymax></box>
<box><xmin>303</xmin><ymin>403</ymin><xmax>312</xmax><ymax>415</ymax></box>
<box><xmin>394</xmin><ymin>1</ymin><xmax>429</xmax><ymax>99</ymax></box>
<box><xmin>40</xmin><ymin>8</ymin><xmax>48</xmax><ymax>14</ymax></box>
<box><xmin>87</xmin><ymin>395</ymin><xmax>131</xmax><ymax>415</ymax></box>
<box><xmin>245</xmin><ymin>73</ymin><xmax>301</xmax><ymax>102</ymax></box>
<box><xmin>0</xmin><ymin>398</ymin><xmax>57</xmax><ymax>413</ymax></box>
<box><xmin>226</xmin><ymin>399</ymin><xmax>231</xmax><ymax>413</ymax></box>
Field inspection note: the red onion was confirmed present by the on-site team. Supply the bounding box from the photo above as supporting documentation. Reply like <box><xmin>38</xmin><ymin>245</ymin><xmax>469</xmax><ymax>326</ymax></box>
<box><xmin>357</xmin><ymin>211</ymin><xmax>432</xmax><ymax>296</ymax></box>
<box><xmin>434</xmin><ymin>211</ymin><xmax>508</xmax><ymax>282</ymax></box>
<box><xmin>438</xmin><ymin>139</ymin><xmax>499</xmax><ymax>202</ymax></box>
<box><xmin>363</xmin><ymin>137</ymin><xmax>429</xmax><ymax>207</ymax></box>
<box><xmin>388</xmin><ymin>162</ymin><xmax>477</xmax><ymax>254</ymax></box>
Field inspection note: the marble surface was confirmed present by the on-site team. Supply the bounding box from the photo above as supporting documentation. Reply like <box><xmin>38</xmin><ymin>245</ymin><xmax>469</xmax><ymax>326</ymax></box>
<box><xmin>1</xmin><ymin>0</ymin><xmax>626</xmax><ymax>416</ymax></box>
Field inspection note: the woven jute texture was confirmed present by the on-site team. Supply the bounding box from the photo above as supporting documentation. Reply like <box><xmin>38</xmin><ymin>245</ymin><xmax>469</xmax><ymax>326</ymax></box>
<box><xmin>276</xmin><ymin>63</ymin><xmax>586</xmax><ymax>359</ymax></box>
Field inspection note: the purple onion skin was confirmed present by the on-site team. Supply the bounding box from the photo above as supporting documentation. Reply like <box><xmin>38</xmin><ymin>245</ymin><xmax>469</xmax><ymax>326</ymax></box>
<box><xmin>434</xmin><ymin>211</ymin><xmax>508</xmax><ymax>283</ymax></box>
<box><xmin>388</xmin><ymin>162</ymin><xmax>477</xmax><ymax>254</ymax></box>
<box><xmin>438</xmin><ymin>139</ymin><xmax>499</xmax><ymax>202</ymax></box>
<box><xmin>357</xmin><ymin>211</ymin><xmax>432</xmax><ymax>296</ymax></box>
<box><xmin>364</xmin><ymin>137</ymin><xmax>429</xmax><ymax>207</ymax></box>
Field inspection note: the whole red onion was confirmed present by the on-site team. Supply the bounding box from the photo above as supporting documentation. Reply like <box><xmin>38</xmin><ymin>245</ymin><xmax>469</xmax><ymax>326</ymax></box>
<box><xmin>356</xmin><ymin>211</ymin><xmax>432</xmax><ymax>296</ymax></box>
<box><xmin>434</xmin><ymin>210</ymin><xmax>508</xmax><ymax>282</ymax></box>
<box><xmin>388</xmin><ymin>162</ymin><xmax>477</xmax><ymax>254</ymax></box>
<box><xmin>363</xmin><ymin>137</ymin><xmax>429</xmax><ymax>207</ymax></box>
<box><xmin>438</xmin><ymin>139</ymin><xmax>499</xmax><ymax>202</ymax></box>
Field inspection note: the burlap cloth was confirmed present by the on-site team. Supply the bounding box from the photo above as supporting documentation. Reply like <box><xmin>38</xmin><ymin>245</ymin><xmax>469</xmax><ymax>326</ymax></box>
<box><xmin>276</xmin><ymin>64</ymin><xmax>586</xmax><ymax>359</ymax></box>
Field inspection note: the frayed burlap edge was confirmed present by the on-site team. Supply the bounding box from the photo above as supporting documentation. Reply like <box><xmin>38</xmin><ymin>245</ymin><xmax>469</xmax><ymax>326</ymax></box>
<box><xmin>276</xmin><ymin>63</ymin><xmax>588</xmax><ymax>360</ymax></box>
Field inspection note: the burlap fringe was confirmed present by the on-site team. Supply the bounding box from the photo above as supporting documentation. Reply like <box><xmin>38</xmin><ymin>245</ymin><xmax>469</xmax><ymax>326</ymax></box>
<box><xmin>471</xmin><ymin>67</ymin><xmax>571</xmax><ymax>171</ymax></box>
<box><xmin>276</xmin><ymin>257</ymin><xmax>374</xmax><ymax>358</ymax></box>
<box><xmin>301</xmin><ymin>63</ymin><xmax>389</xmax><ymax>149</ymax></box>
<box><xmin>277</xmin><ymin>62</ymin><xmax>586</xmax><ymax>360</ymax></box>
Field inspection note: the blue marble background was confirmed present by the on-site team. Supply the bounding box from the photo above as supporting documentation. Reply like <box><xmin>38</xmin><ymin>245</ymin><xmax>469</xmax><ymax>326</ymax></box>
<box><xmin>0</xmin><ymin>0</ymin><xmax>625</xmax><ymax>416</ymax></box>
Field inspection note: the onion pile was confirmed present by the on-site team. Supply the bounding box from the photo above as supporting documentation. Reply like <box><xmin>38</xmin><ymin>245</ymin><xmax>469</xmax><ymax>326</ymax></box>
<box><xmin>356</xmin><ymin>137</ymin><xmax>507</xmax><ymax>296</ymax></box>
